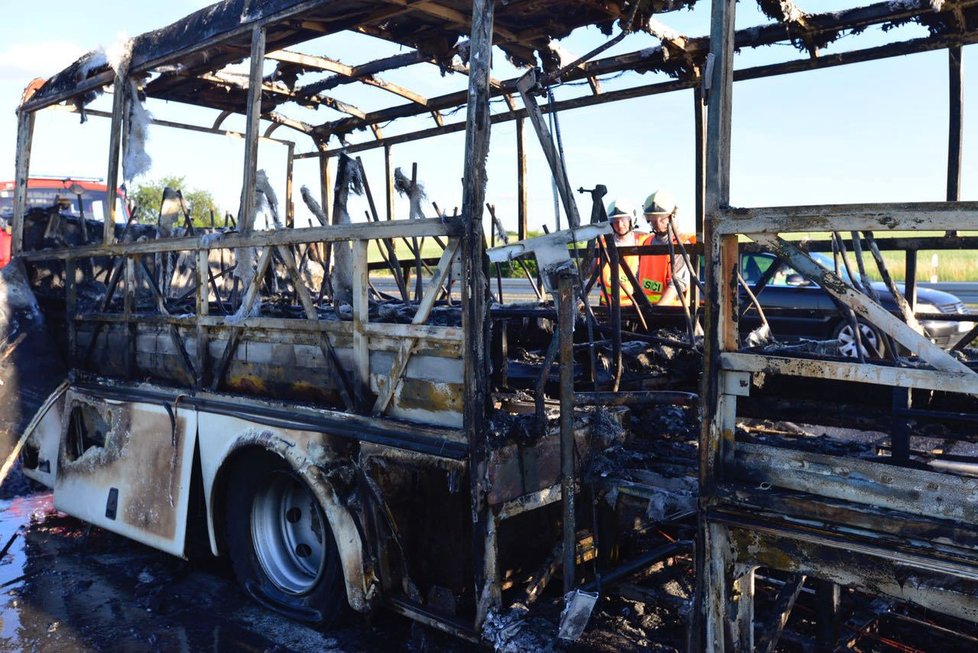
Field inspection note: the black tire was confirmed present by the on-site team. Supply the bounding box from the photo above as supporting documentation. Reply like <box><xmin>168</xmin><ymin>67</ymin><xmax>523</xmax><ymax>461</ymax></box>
<box><xmin>225</xmin><ymin>451</ymin><xmax>346</xmax><ymax>627</ymax></box>
<box><xmin>833</xmin><ymin>320</ymin><xmax>885</xmax><ymax>359</ymax></box>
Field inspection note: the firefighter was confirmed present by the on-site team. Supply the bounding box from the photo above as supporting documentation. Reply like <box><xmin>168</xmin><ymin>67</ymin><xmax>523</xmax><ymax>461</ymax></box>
<box><xmin>599</xmin><ymin>199</ymin><xmax>640</xmax><ymax>306</ymax></box>
<box><xmin>637</xmin><ymin>190</ymin><xmax>694</xmax><ymax>305</ymax></box>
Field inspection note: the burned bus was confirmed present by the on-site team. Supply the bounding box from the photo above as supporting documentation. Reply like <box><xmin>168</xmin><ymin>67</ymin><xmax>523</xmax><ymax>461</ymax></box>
<box><xmin>7</xmin><ymin>0</ymin><xmax>978</xmax><ymax>649</ymax></box>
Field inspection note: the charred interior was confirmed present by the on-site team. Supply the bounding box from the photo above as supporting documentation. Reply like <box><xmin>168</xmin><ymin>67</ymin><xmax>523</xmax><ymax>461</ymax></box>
<box><xmin>7</xmin><ymin>0</ymin><xmax>978</xmax><ymax>650</ymax></box>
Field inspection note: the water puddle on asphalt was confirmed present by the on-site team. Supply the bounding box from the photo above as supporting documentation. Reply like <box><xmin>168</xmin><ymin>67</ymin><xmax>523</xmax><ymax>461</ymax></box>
<box><xmin>0</xmin><ymin>493</ymin><xmax>48</xmax><ymax>646</ymax></box>
<box><xmin>0</xmin><ymin>492</ymin><xmax>386</xmax><ymax>652</ymax></box>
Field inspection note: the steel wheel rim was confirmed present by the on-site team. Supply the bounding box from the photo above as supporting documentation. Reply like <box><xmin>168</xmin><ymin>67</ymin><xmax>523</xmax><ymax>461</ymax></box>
<box><xmin>837</xmin><ymin>323</ymin><xmax>879</xmax><ymax>358</ymax></box>
<box><xmin>251</xmin><ymin>470</ymin><xmax>326</xmax><ymax>596</ymax></box>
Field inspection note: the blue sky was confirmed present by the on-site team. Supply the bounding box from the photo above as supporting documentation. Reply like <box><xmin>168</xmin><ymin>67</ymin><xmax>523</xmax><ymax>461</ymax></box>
<box><xmin>0</xmin><ymin>1</ymin><xmax>974</xmax><ymax>235</ymax></box>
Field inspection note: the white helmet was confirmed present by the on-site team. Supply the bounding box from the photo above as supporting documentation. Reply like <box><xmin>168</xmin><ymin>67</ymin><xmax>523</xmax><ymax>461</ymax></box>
<box><xmin>607</xmin><ymin>198</ymin><xmax>636</xmax><ymax>220</ymax></box>
<box><xmin>643</xmin><ymin>190</ymin><xmax>676</xmax><ymax>216</ymax></box>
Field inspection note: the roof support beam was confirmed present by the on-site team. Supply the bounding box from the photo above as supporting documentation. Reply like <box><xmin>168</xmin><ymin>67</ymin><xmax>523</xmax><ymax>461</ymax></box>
<box><xmin>199</xmin><ymin>71</ymin><xmax>368</xmax><ymax>119</ymax></box>
<box><xmin>294</xmin><ymin>27</ymin><xmax>978</xmax><ymax>157</ymax></box>
<box><xmin>316</xmin><ymin>0</ymin><xmax>978</xmax><ymax>139</ymax></box>
<box><xmin>268</xmin><ymin>49</ymin><xmax>431</xmax><ymax>106</ymax></box>
<box><xmin>63</xmin><ymin>105</ymin><xmax>298</xmax><ymax>146</ymax></box>
<box><xmin>377</xmin><ymin>0</ymin><xmax>519</xmax><ymax>42</ymax></box>
<box><xmin>238</xmin><ymin>26</ymin><xmax>266</xmax><ymax>232</ymax></box>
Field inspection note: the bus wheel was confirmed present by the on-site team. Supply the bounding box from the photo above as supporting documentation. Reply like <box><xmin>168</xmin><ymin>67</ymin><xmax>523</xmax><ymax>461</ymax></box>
<box><xmin>225</xmin><ymin>452</ymin><xmax>345</xmax><ymax>626</ymax></box>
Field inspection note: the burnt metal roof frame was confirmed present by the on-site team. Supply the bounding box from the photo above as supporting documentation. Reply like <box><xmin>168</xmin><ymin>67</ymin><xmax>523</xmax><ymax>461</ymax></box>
<box><xmin>19</xmin><ymin>0</ymin><xmax>974</xmax><ymax>127</ymax></box>
<box><xmin>299</xmin><ymin>24</ymin><xmax>978</xmax><ymax>158</ymax></box>
<box><xmin>19</xmin><ymin>0</ymin><xmax>677</xmax><ymax>117</ymax></box>
<box><xmin>312</xmin><ymin>0</ymin><xmax>978</xmax><ymax>142</ymax></box>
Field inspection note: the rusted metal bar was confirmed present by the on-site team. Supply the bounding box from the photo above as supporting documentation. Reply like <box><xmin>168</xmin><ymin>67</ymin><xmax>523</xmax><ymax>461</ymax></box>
<box><xmin>237</xmin><ymin>26</ymin><xmax>266</xmax><ymax>233</ymax></box>
<box><xmin>738</xmin><ymin>255</ymin><xmax>781</xmax><ymax>321</ymax></box>
<box><xmin>602</xmin><ymin>236</ymin><xmax>623</xmax><ymax>391</ymax></box>
<box><xmin>409</xmin><ymin>163</ymin><xmax>424</xmax><ymax>302</ymax></box>
<box><xmin>666</xmin><ymin>218</ymin><xmax>695</xmax><ymax>343</ymax></box>
<box><xmin>615</xmin><ymin>255</ymin><xmax>653</xmax><ymax>332</ymax></box>
<box><xmin>124</xmin><ymin>256</ymin><xmax>136</xmax><ymax>378</ymax></box>
<box><xmin>320</xmin><ymin>150</ymin><xmax>331</xmax><ymax>226</ymax></box>
<box><xmin>952</xmin><ymin>322</ymin><xmax>978</xmax><ymax>352</ymax></box>
<box><xmin>947</xmin><ymin>46</ymin><xmax>963</xmax><ymax>230</ymax></box>
<box><xmin>285</xmin><ymin>142</ymin><xmax>295</xmax><ymax>228</ymax></box>
<box><xmin>21</xmin><ymin>218</ymin><xmax>459</xmax><ymax>263</ymax></box>
<box><xmin>65</xmin><ymin>259</ymin><xmax>77</xmax><ymax>368</ymax></box>
<box><xmin>535</xmin><ymin>328</ymin><xmax>560</xmax><ymax>433</ymax></box>
<box><xmin>694</xmin><ymin>86</ymin><xmax>706</xmax><ymax>239</ymax></box>
<box><xmin>905</xmin><ymin>248</ymin><xmax>918</xmax><ymax>311</ymax></box>
<box><xmin>888</xmin><ymin>612</ymin><xmax>978</xmax><ymax>647</ymax></box>
<box><xmin>197</xmin><ymin>248</ymin><xmax>210</xmax><ymax>388</ymax></box>
<box><xmin>863</xmin><ymin>231</ymin><xmax>921</xmax><ymax>332</ymax></box>
<box><xmin>524</xmin><ymin>541</ymin><xmax>562</xmax><ymax>605</ymax></box>
<box><xmin>722</xmin><ymin>351</ymin><xmax>978</xmax><ymax>395</ymax></box>
<box><xmin>831</xmin><ymin>233</ymin><xmax>866</xmax><ymax>362</ymax></box>
<box><xmin>574</xmin><ymin>391</ymin><xmax>697</xmax><ymax>407</ymax></box>
<box><xmin>357</xmin><ymin>156</ymin><xmax>408</xmax><ymax>300</ymax></box>
<box><xmin>11</xmin><ymin>109</ymin><xmax>33</xmax><ymax>255</ymax></box>
<box><xmin>815</xmin><ymin>578</ymin><xmax>841</xmax><ymax>650</ymax></box>
<box><xmin>516</xmin><ymin>117</ymin><xmax>527</xmax><ymax>241</ymax></box>
<box><xmin>557</xmin><ymin>270</ymin><xmax>577</xmax><ymax>596</ymax></box>
<box><xmin>105</xmin><ymin>76</ymin><xmax>126</xmax><ymax>245</ymax></box>
<box><xmin>737</xmin><ymin>271</ymin><xmax>771</xmax><ymax>338</ymax></box>
<box><xmin>544</xmin><ymin>0</ymin><xmax>639</xmax><ymax>86</ymax></box>
<box><xmin>697</xmin><ymin>0</ymin><xmax>738</xmax><ymax>648</ymax></box>
<box><xmin>516</xmin><ymin>69</ymin><xmax>581</xmax><ymax>230</ymax></box>
<box><xmin>756</xmin><ymin>574</ymin><xmax>806</xmax><ymax>653</ymax></box>
<box><xmin>719</xmin><ymin>201</ymin><xmax>978</xmax><ymax>235</ymax></box>
<box><xmin>461</xmin><ymin>0</ymin><xmax>496</xmax><ymax>628</ymax></box>
<box><xmin>581</xmin><ymin>541</ymin><xmax>688</xmax><ymax>592</ymax></box>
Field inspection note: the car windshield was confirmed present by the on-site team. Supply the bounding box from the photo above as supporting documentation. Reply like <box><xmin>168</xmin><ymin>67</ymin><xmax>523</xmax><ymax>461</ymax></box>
<box><xmin>0</xmin><ymin>188</ymin><xmax>127</xmax><ymax>222</ymax></box>
<box><xmin>741</xmin><ymin>251</ymin><xmax>860</xmax><ymax>288</ymax></box>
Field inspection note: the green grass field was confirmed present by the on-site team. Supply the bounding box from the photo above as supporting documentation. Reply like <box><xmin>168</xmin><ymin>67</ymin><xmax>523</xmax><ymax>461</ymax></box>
<box><xmin>776</xmin><ymin>232</ymin><xmax>978</xmax><ymax>283</ymax></box>
<box><xmin>366</xmin><ymin>237</ymin><xmax>446</xmax><ymax>273</ymax></box>
<box><xmin>861</xmin><ymin>250</ymin><xmax>977</xmax><ymax>283</ymax></box>
<box><xmin>363</xmin><ymin>231</ymin><xmax>978</xmax><ymax>282</ymax></box>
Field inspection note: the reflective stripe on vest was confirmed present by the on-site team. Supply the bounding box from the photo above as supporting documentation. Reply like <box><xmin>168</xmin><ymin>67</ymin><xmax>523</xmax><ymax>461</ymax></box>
<box><xmin>599</xmin><ymin>237</ymin><xmax>640</xmax><ymax>306</ymax></box>
<box><xmin>637</xmin><ymin>252</ymin><xmax>671</xmax><ymax>304</ymax></box>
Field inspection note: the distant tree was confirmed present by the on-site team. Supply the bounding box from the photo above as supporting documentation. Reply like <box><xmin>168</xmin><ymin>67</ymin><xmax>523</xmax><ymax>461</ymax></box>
<box><xmin>129</xmin><ymin>176</ymin><xmax>226</xmax><ymax>228</ymax></box>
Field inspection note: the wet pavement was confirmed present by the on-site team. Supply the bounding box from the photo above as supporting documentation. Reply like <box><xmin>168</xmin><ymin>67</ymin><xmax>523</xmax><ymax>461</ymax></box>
<box><xmin>0</xmin><ymin>487</ymin><xmax>684</xmax><ymax>653</ymax></box>
<box><xmin>0</xmin><ymin>490</ymin><xmax>416</xmax><ymax>653</ymax></box>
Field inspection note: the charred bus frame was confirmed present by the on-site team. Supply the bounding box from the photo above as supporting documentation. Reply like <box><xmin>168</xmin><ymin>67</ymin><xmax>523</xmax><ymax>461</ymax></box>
<box><xmin>10</xmin><ymin>0</ymin><xmax>978</xmax><ymax>647</ymax></box>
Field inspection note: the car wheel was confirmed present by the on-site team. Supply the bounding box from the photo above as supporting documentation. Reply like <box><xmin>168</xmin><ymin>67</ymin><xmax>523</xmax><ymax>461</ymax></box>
<box><xmin>225</xmin><ymin>451</ymin><xmax>346</xmax><ymax>626</ymax></box>
<box><xmin>834</xmin><ymin>321</ymin><xmax>885</xmax><ymax>359</ymax></box>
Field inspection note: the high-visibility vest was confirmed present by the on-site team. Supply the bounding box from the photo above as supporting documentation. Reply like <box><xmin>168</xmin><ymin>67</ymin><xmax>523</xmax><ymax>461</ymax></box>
<box><xmin>636</xmin><ymin>232</ymin><xmax>695</xmax><ymax>305</ymax></box>
<box><xmin>599</xmin><ymin>238</ymin><xmax>640</xmax><ymax>306</ymax></box>
<box><xmin>0</xmin><ymin>231</ymin><xmax>10</xmax><ymax>269</ymax></box>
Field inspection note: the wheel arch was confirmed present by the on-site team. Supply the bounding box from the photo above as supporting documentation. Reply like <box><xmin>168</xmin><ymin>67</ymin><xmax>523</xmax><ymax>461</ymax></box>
<box><xmin>207</xmin><ymin>433</ymin><xmax>369</xmax><ymax>613</ymax></box>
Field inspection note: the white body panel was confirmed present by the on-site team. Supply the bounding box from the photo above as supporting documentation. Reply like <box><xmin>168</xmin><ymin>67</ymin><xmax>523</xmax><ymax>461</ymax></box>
<box><xmin>53</xmin><ymin>389</ymin><xmax>198</xmax><ymax>558</ymax></box>
<box><xmin>21</xmin><ymin>385</ymin><xmax>67</xmax><ymax>488</ymax></box>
